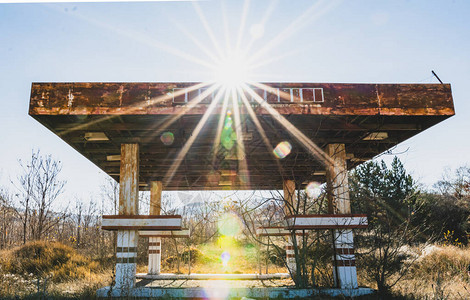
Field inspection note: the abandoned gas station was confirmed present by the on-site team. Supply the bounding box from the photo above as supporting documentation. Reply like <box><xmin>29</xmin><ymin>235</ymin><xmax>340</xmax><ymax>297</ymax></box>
<box><xmin>29</xmin><ymin>82</ymin><xmax>454</xmax><ymax>298</ymax></box>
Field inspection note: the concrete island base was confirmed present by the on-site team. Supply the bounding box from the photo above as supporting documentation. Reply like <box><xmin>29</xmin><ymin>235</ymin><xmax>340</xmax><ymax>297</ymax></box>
<box><xmin>136</xmin><ymin>273</ymin><xmax>291</xmax><ymax>280</ymax></box>
<box><xmin>97</xmin><ymin>286</ymin><xmax>375</xmax><ymax>299</ymax></box>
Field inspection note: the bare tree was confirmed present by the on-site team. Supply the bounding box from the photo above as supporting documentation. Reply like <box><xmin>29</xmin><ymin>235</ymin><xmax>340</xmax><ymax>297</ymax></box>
<box><xmin>100</xmin><ymin>177</ymin><xmax>120</xmax><ymax>259</ymax></box>
<box><xmin>101</xmin><ymin>177</ymin><xmax>119</xmax><ymax>215</ymax></box>
<box><xmin>82</xmin><ymin>200</ymin><xmax>98</xmax><ymax>247</ymax></box>
<box><xmin>69</xmin><ymin>197</ymin><xmax>100</xmax><ymax>250</ymax></box>
<box><xmin>15</xmin><ymin>150</ymin><xmax>66</xmax><ymax>242</ymax></box>
<box><xmin>238</xmin><ymin>188</ymin><xmax>334</xmax><ymax>289</ymax></box>
<box><xmin>0</xmin><ymin>188</ymin><xmax>17</xmax><ymax>249</ymax></box>
<box><xmin>435</xmin><ymin>166</ymin><xmax>470</xmax><ymax>200</ymax></box>
<box><xmin>16</xmin><ymin>152</ymin><xmax>37</xmax><ymax>243</ymax></box>
<box><xmin>74</xmin><ymin>198</ymin><xmax>84</xmax><ymax>248</ymax></box>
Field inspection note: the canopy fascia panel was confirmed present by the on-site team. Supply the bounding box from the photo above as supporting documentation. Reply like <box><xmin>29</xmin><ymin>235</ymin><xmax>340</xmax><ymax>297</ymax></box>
<box><xmin>29</xmin><ymin>82</ymin><xmax>454</xmax><ymax>191</ymax></box>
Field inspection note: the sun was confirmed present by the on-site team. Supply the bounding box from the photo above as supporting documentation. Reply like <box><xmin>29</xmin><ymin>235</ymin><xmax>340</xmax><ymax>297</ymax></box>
<box><xmin>213</xmin><ymin>51</ymin><xmax>250</xmax><ymax>88</ymax></box>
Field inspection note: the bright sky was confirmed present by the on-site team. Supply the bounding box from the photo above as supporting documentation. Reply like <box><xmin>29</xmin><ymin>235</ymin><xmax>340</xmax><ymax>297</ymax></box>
<box><xmin>0</xmin><ymin>0</ymin><xmax>469</xmax><ymax>205</ymax></box>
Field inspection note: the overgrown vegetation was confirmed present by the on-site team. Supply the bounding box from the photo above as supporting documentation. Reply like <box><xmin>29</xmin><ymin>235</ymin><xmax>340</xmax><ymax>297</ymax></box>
<box><xmin>0</xmin><ymin>240</ymin><xmax>102</xmax><ymax>282</ymax></box>
<box><xmin>0</xmin><ymin>241</ymin><xmax>111</xmax><ymax>298</ymax></box>
<box><xmin>350</xmin><ymin>157</ymin><xmax>422</xmax><ymax>295</ymax></box>
<box><xmin>0</xmin><ymin>151</ymin><xmax>469</xmax><ymax>298</ymax></box>
<box><xmin>389</xmin><ymin>245</ymin><xmax>470</xmax><ymax>299</ymax></box>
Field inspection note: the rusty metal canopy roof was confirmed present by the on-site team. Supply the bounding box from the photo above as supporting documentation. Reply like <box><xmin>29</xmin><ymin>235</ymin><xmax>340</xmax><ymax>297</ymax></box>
<box><xmin>29</xmin><ymin>82</ymin><xmax>454</xmax><ymax>191</ymax></box>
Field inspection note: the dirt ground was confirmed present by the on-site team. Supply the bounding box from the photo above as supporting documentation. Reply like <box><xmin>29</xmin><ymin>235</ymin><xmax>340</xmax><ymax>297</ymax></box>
<box><xmin>139</xmin><ymin>278</ymin><xmax>295</xmax><ymax>288</ymax></box>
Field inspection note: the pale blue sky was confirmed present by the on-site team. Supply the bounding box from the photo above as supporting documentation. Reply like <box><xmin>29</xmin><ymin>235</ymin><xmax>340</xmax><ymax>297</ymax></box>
<box><xmin>0</xmin><ymin>0</ymin><xmax>469</xmax><ymax>204</ymax></box>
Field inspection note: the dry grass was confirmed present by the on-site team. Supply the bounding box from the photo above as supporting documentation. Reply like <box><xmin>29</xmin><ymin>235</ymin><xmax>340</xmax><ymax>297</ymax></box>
<box><xmin>0</xmin><ymin>271</ymin><xmax>113</xmax><ymax>299</ymax></box>
<box><xmin>47</xmin><ymin>270</ymin><xmax>113</xmax><ymax>299</ymax></box>
<box><xmin>1</xmin><ymin>241</ymin><xmax>469</xmax><ymax>299</ymax></box>
<box><xmin>0</xmin><ymin>241</ymin><xmax>112</xmax><ymax>298</ymax></box>
<box><xmin>391</xmin><ymin>245</ymin><xmax>470</xmax><ymax>299</ymax></box>
<box><xmin>0</xmin><ymin>241</ymin><xmax>107</xmax><ymax>282</ymax></box>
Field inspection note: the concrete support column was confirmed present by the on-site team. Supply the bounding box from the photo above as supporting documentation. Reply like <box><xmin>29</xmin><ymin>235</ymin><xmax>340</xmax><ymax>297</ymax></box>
<box><xmin>326</xmin><ymin>143</ymin><xmax>358</xmax><ymax>289</ymax></box>
<box><xmin>283</xmin><ymin>180</ymin><xmax>297</xmax><ymax>275</ymax></box>
<box><xmin>285</xmin><ymin>235</ymin><xmax>298</xmax><ymax>274</ymax></box>
<box><xmin>148</xmin><ymin>181</ymin><xmax>162</xmax><ymax>274</ymax></box>
<box><xmin>116</xmin><ymin>230</ymin><xmax>138</xmax><ymax>288</ymax></box>
<box><xmin>148</xmin><ymin>237</ymin><xmax>161</xmax><ymax>274</ymax></box>
<box><xmin>115</xmin><ymin>143</ymin><xmax>139</xmax><ymax>289</ymax></box>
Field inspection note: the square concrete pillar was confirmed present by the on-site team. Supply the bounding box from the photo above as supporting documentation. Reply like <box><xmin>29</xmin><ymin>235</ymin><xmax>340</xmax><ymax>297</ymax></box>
<box><xmin>326</xmin><ymin>143</ymin><xmax>358</xmax><ymax>289</ymax></box>
<box><xmin>148</xmin><ymin>181</ymin><xmax>162</xmax><ymax>275</ymax></box>
<box><xmin>148</xmin><ymin>237</ymin><xmax>161</xmax><ymax>274</ymax></box>
<box><xmin>283</xmin><ymin>180</ymin><xmax>297</xmax><ymax>275</ymax></box>
<box><xmin>115</xmin><ymin>230</ymin><xmax>137</xmax><ymax>289</ymax></box>
<box><xmin>115</xmin><ymin>143</ymin><xmax>139</xmax><ymax>289</ymax></box>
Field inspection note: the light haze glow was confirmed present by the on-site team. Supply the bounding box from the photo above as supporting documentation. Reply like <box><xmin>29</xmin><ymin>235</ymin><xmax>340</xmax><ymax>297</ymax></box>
<box><xmin>0</xmin><ymin>1</ymin><xmax>468</xmax><ymax>205</ymax></box>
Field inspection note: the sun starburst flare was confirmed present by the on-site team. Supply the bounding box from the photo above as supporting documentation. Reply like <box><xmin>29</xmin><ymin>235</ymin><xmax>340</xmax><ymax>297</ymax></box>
<box><xmin>58</xmin><ymin>0</ymin><xmax>339</xmax><ymax>190</ymax></box>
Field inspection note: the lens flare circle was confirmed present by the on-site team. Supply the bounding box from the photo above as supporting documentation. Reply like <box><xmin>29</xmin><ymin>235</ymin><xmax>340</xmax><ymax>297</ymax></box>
<box><xmin>221</xmin><ymin>113</ymin><xmax>235</xmax><ymax>150</ymax></box>
<box><xmin>306</xmin><ymin>181</ymin><xmax>322</xmax><ymax>198</ymax></box>
<box><xmin>273</xmin><ymin>141</ymin><xmax>292</xmax><ymax>159</ymax></box>
<box><xmin>160</xmin><ymin>131</ymin><xmax>174</xmax><ymax>145</ymax></box>
<box><xmin>220</xmin><ymin>251</ymin><xmax>230</xmax><ymax>267</ymax></box>
<box><xmin>223</xmin><ymin>116</ymin><xmax>233</xmax><ymax>129</ymax></box>
<box><xmin>217</xmin><ymin>212</ymin><xmax>242</xmax><ymax>237</ymax></box>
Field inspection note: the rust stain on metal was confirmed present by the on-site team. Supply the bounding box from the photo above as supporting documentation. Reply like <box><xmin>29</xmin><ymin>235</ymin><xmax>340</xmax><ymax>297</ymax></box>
<box><xmin>283</xmin><ymin>180</ymin><xmax>297</xmax><ymax>215</ymax></box>
<box><xmin>326</xmin><ymin>144</ymin><xmax>350</xmax><ymax>214</ymax></box>
<box><xmin>28</xmin><ymin>82</ymin><xmax>455</xmax><ymax>191</ymax></box>
<box><xmin>29</xmin><ymin>82</ymin><xmax>454</xmax><ymax>117</ymax></box>
<box><xmin>119</xmin><ymin>143</ymin><xmax>139</xmax><ymax>215</ymax></box>
<box><xmin>149</xmin><ymin>181</ymin><xmax>162</xmax><ymax>215</ymax></box>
